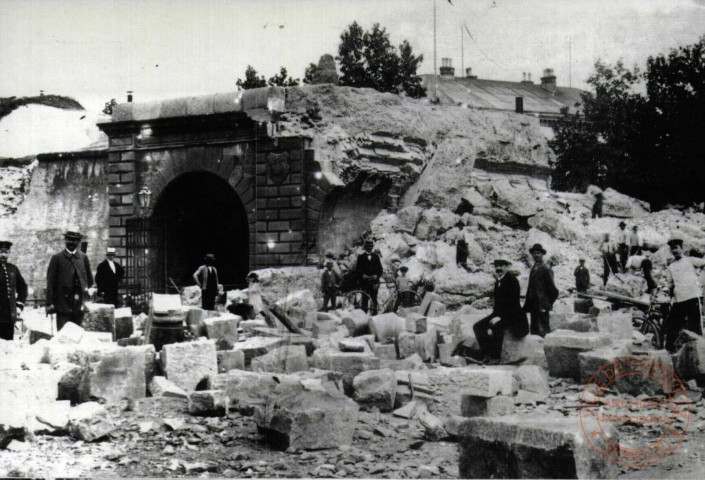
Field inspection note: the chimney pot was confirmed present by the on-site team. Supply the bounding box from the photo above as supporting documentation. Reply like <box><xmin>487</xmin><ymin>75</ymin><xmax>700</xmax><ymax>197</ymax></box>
<box><xmin>440</xmin><ymin>57</ymin><xmax>455</xmax><ymax>77</ymax></box>
<box><xmin>39</xmin><ymin>90</ymin><xmax>44</xmax><ymax>96</ymax></box>
<box><xmin>540</xmin><ymin>68</ymin><xmax>556</xmax><ymax>92</ymax></box>
<box><xmin>127</xmin><ymin>91</ymin><xmax>133</xmax><ymax>103</ymax></box>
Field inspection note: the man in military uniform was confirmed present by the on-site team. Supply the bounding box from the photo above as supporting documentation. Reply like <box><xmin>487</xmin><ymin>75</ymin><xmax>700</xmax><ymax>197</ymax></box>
<box><xmin>46</xmin><ymin>229</ymin><xmax>93</xmax><ymax>330</ymax></box>
<box><xmin>0</xmin><ymin>240</ymin><xmax>28</xmax><ymax>340</ymax></box>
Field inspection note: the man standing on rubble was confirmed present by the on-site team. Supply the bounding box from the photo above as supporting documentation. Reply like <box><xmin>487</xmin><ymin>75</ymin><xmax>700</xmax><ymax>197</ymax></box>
<box><xmin>95</xmin><ymin>247</ymin><xmax>124</xmax><ymax>307</ymax></box>
<box><xmin>356</xmin><ymin>239</ymin><xmax>383</xmax><ymax>315</ymax></box>
<box><xmin>474</xmin><ymin>259</ymin><xmax>528</xmax><ymax>362</ymax></box>
<box><xmin>523</xmin><ymin>243</ymin><xmax>559</xmax><ymax>337</ymax></box>
<box><xmin>46</xmin><ymin>229</ymin><xmax>93</xmax><ymax>330</ymax></box>
<box><xmin>664</xmin><ymin>235</ymin><xmax>703</xmax><ymax>352</ymax></box>
<box><xmin>0</xmin><ymin>240</ymin><xmax>27</xmax><ymax>340</ymax></box>
<box><xmin>616</xmin><ymin>221</ymin><xmax>630</xmax><ymax>272</ymax></box>
<box><xmin>574</xmin><ymin>258</ymin><xmax>590</xmax><ymax>293</ymax></box>
<box><xmin>193</xmin><ymin>253</ymin><xmax>219</xmax><ymax>311</ymax></box>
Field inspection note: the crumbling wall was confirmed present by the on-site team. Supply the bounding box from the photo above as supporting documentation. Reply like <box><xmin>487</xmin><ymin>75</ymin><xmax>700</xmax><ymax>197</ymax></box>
<box><xmin>0</xmin><ymin>155</ymin><xmax>109</xmax><ymax>299</ymax></box>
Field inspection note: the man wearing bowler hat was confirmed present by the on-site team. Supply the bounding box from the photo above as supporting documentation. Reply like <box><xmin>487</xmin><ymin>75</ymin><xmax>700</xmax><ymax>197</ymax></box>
<box><xmin>356</xmin><ymin>239</ymin><xmax>383</xmax><ymax>315</ymax></box>
<box><xmin>473</xmin><ymin>259</ymin><xmax>528</xmax><ymax>362</ymax></box>
<box><xmin>0</xmin><ymin>240</ymin><xmax>28</xmax><ymax>340</ymax></box>
<box><xmin>193</xmin><ymin>254</ymin><xmax>219</xmax><ymax>311</ymax></box>
<box><xmin>95</xmin><ymin>247</ymin><xmax>125</xmax><ymax>307</ymax></box>
<box><xmin>664</xmin><ymin>234</ymin><xmax>703</xmax><ymax>352</ymax></box>
<box><xmin>46</xmin><ymin>229</ymin><xmax>93</xmax><ymax>330</ymax></box>
<box><xmin>524</xmin><ymin>243</ymin><xmax>559</xmax><ymax>337</ymax></box>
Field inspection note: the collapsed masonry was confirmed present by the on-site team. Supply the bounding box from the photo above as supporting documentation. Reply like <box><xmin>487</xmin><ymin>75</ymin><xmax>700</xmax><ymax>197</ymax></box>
<box><xmin>2</xmin><ymin>282</ymin><xmax>705</xmax><ymax>478</ymax></box>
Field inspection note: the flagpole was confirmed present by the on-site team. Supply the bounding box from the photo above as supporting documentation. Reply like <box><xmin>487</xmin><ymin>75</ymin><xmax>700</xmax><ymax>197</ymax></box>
<box><xmin>433</xmin><ymin>0</ymin><xmax>437</xmax><ymax>101</ymax></box>
<box><xmin>461</xmin><ymin>25</ymin><xmax>464</xmax><ymax>78</ymax></box>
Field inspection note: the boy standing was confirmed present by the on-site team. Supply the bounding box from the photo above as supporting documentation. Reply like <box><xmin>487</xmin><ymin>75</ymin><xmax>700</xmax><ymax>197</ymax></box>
<box><xmin>321</xmin><ymin>260</ymin><xmax>341</xmax><ymax>311</ymax></box>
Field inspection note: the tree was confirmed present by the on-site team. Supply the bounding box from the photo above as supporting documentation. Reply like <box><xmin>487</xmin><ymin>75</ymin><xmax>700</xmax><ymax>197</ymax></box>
<box><xmin>236</xmin><ymin>65</ymin><xmax>267</xmax><ymax>90</ymax></box>
<box><xmin>550</xmin><ymin>36</ymin><xmax>705</xmax><ymax>208</ymax></box>
<box><xmin>268</xmin><ymin>67</ymin><xmax>300</xmax><ymax>87</ymax></box>
<box><xmin>398</xmin><ymin>40</ymin><xmax>426</xmax><ymax>98</ymax></box>
<box><xmin>337</xmin><ymin>21</ymin><xmax>370</xmax><ymax>88</ymax></box>
<box><xmin>303</xmin><ymin>63</ymin><xmax>318</xmax><ymax>84</ymax></box>
<box><xmin>102</xmin><ymin>98</ymin><xmax>118</xmax><ymax>115</ymax></box>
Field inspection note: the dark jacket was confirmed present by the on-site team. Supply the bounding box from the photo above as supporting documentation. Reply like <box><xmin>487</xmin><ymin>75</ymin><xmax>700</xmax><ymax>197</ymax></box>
<box><xmin>491</xmin><ymin>273</ymin><xmax>529</xmax><ymax>338</ymax></box>
<box><xmin>524</xmin><ymin>262</ymin><xmax>559</xmax><ymax>312</ymax></box>
<box><xmin>194</xmin><ymin>265</ymin><xmax>219</xmax><ymax>292</ymax></box>
<box><xmin>95</xmin><ymin>259</ymin><xmax>125</xmax><ymax>304</ymax></box>
<box><xmin>321</xmin><ymin>269</ymin><xmax>341</xmax><ymax>293</ymax></box>
<box><xmin>46</xmin><ymin>250</ymin><xmax>93</xmax><ymax>314</ymax></box>
<box><xmin>574</xmin><ymin>265</ymin><xmax>590</xmax><ymax>291</ymax></box>
<box><xmin>0</xmin><ymin>262</ymin><xmax>28</xmax><ymax>324</ymax></box>
<box><xmin>356</xmin><ymin>252</ymin><xmax>383</xmax><ymax>284</ymax></box>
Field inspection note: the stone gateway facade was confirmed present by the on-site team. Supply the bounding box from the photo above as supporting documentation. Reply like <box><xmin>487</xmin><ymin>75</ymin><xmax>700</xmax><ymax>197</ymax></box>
<box><xmin>98</xmin><ymin>88</ymin><xmax>331</xmax><ymax>293</ymax></box>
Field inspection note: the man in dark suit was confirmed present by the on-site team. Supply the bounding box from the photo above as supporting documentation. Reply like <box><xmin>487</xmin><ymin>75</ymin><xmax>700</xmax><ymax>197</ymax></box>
<box><xmin>46</xmin><ymin>229</ymin><xmax>93</xmax><ymax>330</ymax></box>
<box><xmin>356</xmin><ymin>239</ymin><xmax>383</xmax><ymax>315</ymax></box>
<box><xmin>193</xmin><ymin>253</ymin><xmax>219</xmax><ymax>311</ymax></box>
<box><xmin>321</xmin><ymin>260</ymin><xmax>341</xmax><ymax>311</ymax></box>
<box><xmin>473</xmin><ymin>259</ymin><xmax>528</xmax><ymax>362</ymax></box>
<box><xmin>0</xmin><ymin>240</ymin><xmax>28</xmax><ymax>340</ymax></box>
<box><xmin>95</xmin><ymin>247</ymin><xmax>125</xmax><ymax>307</ymax></box>
<box><xmin>523</xmin><ymin>243</ymin><xmax>559</xmax><ymax>337</ymax></box>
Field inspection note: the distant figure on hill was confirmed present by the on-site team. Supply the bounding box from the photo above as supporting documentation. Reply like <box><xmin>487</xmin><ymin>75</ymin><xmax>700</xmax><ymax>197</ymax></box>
<box><xmin>630</xmin><ymin>225</ymin><xmax>643</xmax><ymax>256</ymax></box>
<box><xmin>616</xmin><ymin>221</ymin><xmax>630</xmax><ymax>272</ymax></box>
<box><xmin>592</xmin><ymin>192</ymin><xmax>604</xmax><ymax>219</ymax></box>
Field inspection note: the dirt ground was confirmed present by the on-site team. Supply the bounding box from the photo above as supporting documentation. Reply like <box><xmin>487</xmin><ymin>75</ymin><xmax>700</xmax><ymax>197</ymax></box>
<box><xmin>2</xmin><ymin>364</ymin><xmax>704</xmax><ymax>478</ymax></box>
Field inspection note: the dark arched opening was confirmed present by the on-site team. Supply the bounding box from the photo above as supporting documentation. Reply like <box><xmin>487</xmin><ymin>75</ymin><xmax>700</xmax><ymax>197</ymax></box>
<box><xmin>152</xmin><ymin>171</ymin><xmax>249</xmax><ymax>290</ymax></box>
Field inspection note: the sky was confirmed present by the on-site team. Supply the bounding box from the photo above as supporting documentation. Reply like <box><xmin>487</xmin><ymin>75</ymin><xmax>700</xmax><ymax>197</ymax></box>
<box><xmin>1</xmin><ymin>0</ymin><xmax>704</xmax><ymax>112</ymax></box>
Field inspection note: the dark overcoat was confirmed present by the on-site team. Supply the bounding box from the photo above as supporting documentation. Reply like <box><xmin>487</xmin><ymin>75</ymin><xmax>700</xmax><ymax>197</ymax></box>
<box><xmin>0</xmin><ymin>262</ymin><xmax>28</xmax><ymax>324</ymax></box>
<box><xmin>356</xmin><ymin>252</ymin><xmax>383</xmax><ymax>284</ymax></box>
<box><xmin>491</xmin><ymin>273</ymin><xmax>529</xmax><ymax>338</ymax></box>
<box><xmin>46</xmin><ymin>250</ymin><xmax>93</xmax><ymax>314</ymax></box>
<box><xmin>95</xmin><ymin>259</ymin><xmax>125</xmax><ymax>305</ymax></box>
<box><xmin>523</xmin><ymin>262</ymin><xmax>559</xmax><ymax>312</ymax></box>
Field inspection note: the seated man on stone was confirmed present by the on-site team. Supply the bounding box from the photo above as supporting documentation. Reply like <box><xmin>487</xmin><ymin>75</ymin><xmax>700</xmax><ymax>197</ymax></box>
<box><xmin>473</xmin><ymin>259</ymin><xmax>529</xmax><ymax>363</ymax></box>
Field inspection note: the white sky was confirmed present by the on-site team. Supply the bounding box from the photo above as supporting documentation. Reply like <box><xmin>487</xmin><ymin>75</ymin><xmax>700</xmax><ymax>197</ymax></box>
<box><xmin>1</xmin><ymin>0</ymin><xmax>704</xmax><ymax>112</ymax></box>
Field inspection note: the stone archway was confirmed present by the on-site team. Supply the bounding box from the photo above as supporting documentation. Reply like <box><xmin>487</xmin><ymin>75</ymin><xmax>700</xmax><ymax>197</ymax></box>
<box><xmin>151</xmin><ymin>171</ymin><xmax>250</xmax><ymax>289</ymax></box>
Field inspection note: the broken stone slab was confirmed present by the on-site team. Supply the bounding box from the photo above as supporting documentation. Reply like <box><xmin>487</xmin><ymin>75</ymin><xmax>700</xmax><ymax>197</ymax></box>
<box><xmin>596</xmin><ymin>311</ymin><xmax>633</xmax><ymax>340</ymax></box>
<box><xmin>426</xmin><ymin>301</ymin><xmax>446</xmax><ymax>318</ymax></box>
<box><xmin>31</xmin><ymin>400</ymin><xmax>71</xmax><ymax>434</ymax></box>
<box><xmin>368</xmin><ymin>313</ymin><xmax>407</xmax><ymax>344</ymax></box>
<box><xmin>239</xmin><ymin>319</ymin><xmax>268</xmax><ymax>335</ymax></box>
<box><xmin>514</xmin><ymin>390</ymin><xmax>547</xmax><ymax>406</ymax></box>
<box><xmin>232</xmin><ymin>337</ymin><xmax>286</xmax><ymax>365</ymax></box>
<box><xmin>186</xmin><ymin>308</ymin><xmax>219</xmax><ymax>337</ymax></box>
<box><xmin>417</xmin><ymin>405</ymin><xmax>446</xmax><ymax>441</ymax></box>
<box><xmin>459</xmin><ymin>415</ymin><xmax>619</xmax><ymax>479</ymax></box>
<box><xmin>461</xmin><ymin>394</ymin><xmax>514</xmax><ymax>417</ymax></box>
<box><xmin>204</xmin><ymin>314</ymin><xmax>240</xmax><ymax>350</ymax></box>
<box><xmin>148</xmin><ymin>376</ymin><xmax>187</xmax><ymax>399</ymax></box>
<box><xmin>188</xmin><ymin>390</ymin><xmax>229</xmax><ymax>417</ymax></box>
<box><xmin>68</xmin><ymin>402</ymin><xmax>115</xmax><ymax>442</ymax></box>
<box><xmin>181</xmin><ymin>285</ymin><xmax>202</xmax><ymax>307</ymax></box>
<box><xmin>419</xmin><ymin>292</ymin><xmax>444</xmax><ymax>316</ymax></box>
<box><xmin>209</xmin><ymin>370</ymin><xmax>279</xmax><ymax>414</ymax></box>
<box><xmin>395</xmin><ymin>370</ymin><xmax>430</xmax><ymax>387</ymax></box>
<box><xmin>250</xmin><ymin>328</ymin><xmax>316</xmax><ymax>356</ymax></box>
<box><xmin>501</xmin><ymin>332</ymin><xmax>547</xmax><ymax>369</ymax></box>
<box><xmin>443</xmin><ymin>415</ymin><xmax>466</xmax><ymax>438</ymax></box>
<box><xmin>372</xmin><ymin>342</ymin><xmax>397</xmax><ymax>360</ymax></box>
<box><xmin>438</xmin><ymin>342</ymin><xmax>455</xmax><ymax>366</ymax></box>
<box><xmin>672</xmin><ymin>330</ymin><xmax>705</xmax><ymax>381</ymax></box>
<box><xmin>340</xmin><ymin>309</ymin><xmax>370</xmax><ymax>336</ymax></box>
<box><xmin>381</xmin><ymin>353</ymin><xmax>427</xmax><ymax>372</ymax></box>
<box><xmin>578</xmin><ymin>342</ymin><xmax>633</xmax><ymax>385</ymax></box>
<box><xmin>397</xmin><ymin>331</ymin><xmax>417</xmax><ymax>359</ymax></box>
<box><xmin>114</xmin><ymin>307</ymin><xmax>134</xmax><ymax>340</ymax></box>
<box><xmin>414</xmin><ymin>327</ymin><xmax>438</xmax><ymax>362</ymax></box>
<box><xmin>161</xmin><ymin>340</ymin><xmax>218</xmax><ymax>391</ymax></box>
<box><xmin>406</xmin><ymin>312</ymin><xmax>426</xmax><ymax>333</ymax></box>
<box><xmin>274</xmin><ymin>289</ymin><xmax>317</xmax><ymax>317</ymax></box>
<box><xmin>352</xmin><ymin>368</ymin><xmax>397</xmax><ymax>412</ymax></box>
<box><xmin>80</xmin><ymin>331</ymin><xmax>114</xmax><ymax>344</ymax></box>
<box><xmin>339</xmin><ymin>338</ymin><xmax>368</xmax><ymax>352</ymax></box>
<box><xmin>312</xmin><ymin>320</ymin><xmax>340</xmax><ymax>338</ymax></box>
<box><xmin>311</xmin><ymin>348</ymin><xmax>381</xmax><ymax>394</ymax></box>
<box><xmin>251</xmin><ymin>345</ymin><xmax>308</xmax><ymax>374</ymax></box>
<box><xmin>54</xmin><ymin>322</ymin><xmax>85</xmax><ymax>344</ymax></box>
<box><xmin>254</xmin><ymin>381</ymin><xmax>359</xmax><ymax>451</ymax></box>
<box><xmin>83</xmin><ymin>303</ymin><xmax>115</xmax><ymax>335</ymax></box>
<box><xmin>513</xmin><ymin>365</ymin><xmax>550</xmax><ymax>397</ymax></box>
<box><xmin>78</xmin><ymin>347</ymin><xmax>146</xmax><ymax>404</ymax></box>
<box><xmin>456</xmin><ymin>366</ymin><xmax>515</xmax><ymax>398</ymax></box>
<box><xmin>217</xmin><ymin>349</ymin><xmax>245</xmax><ymax>373</ymax></box>
<box><xmin>544</xmin><ymin>330</ymin><xmax>612</xmax><ymax>380</ymax></box>
<box><xmin>393</xmin><ymin>399</ymin><xmax>419</xmax><ymax>419</ymax></box>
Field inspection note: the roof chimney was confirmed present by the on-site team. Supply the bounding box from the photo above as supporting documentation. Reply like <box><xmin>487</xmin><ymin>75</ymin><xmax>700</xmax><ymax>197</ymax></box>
<box><xmin>465</xmin><ymin>67</ymin><xmax>477</xmax><ymax>79</ymax></box>
<box><xmin>127</xmin><ymin>91</ymin><xmax>134</xmax><ymax>103</ymax></box>
<box><xmin>540</xmin><ymin>68</ymin><xmax>556</xmax><ymax>92</ymax></box>
<box><xmin>440</xmin><ymin>58</ymin><xmax>455</xmax><ymax>77</ymax></box>
<box><xmin>39</xmin><ymin>90</ymin><xmax>44</xmax><ymax>96</ymax></box>
<box><xmin>521</xmin><ymin>72</ymin><xmax>533</xmax><ymax>84</ymax></box>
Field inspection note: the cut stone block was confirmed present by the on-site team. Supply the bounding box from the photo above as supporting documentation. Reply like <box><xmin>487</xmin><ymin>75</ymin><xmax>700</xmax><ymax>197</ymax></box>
<box><xmin>152</xmin><ymin>293</ymin><xmax>182</xmax><ymax>314</ymax></box>
<box><xmin>239</xmin><ymin>319</ymin><xmax>268</xmax><ymax>335</ymax></box>
<box><xmin>372</xmin><ymin>342</ymin><xmax>397</xmax><ymax>360</ymax></box>
<box><xmin>596</xmin><ymin>311</ymin><xmax>633</xmax><ymax>340</ymax></box>
<box><xmin>160</xmin><ymin>340</ymin><xmax>218</xmax><ymax>391</ymax></box>
<box><xmin>414</xmin><ymin>327</ymin><xmax>438</xmax><ymax>362</ymax></box>
<box><xmin>188</xmin><ymin>390</ymin><xmax>229</xmax><ymax>417</ymax></box>
<box><xmin>513</xmin><ymin>365</ymin><xmax>550</xmax><ymax>397</ymax></box>
<box><xmin>395</xmin><ymin>370</ymin><xmax>430</xmax><ymax>387</ymax></box>
<box><xmin>501</xmin><ymin>333</ymin><xmax>547</xmax><ymax>369</ymax></box>
<box><xmin>438</xmin><ymin>342</ymin><xmax>455</xmax><ymax>366</ymax></box>
<box><xmin>33</xmin><ymin>400</ymin><xmax>71</xmax><ymax>434</ymax></box>
<box><xmin>459</xmin><ymin>415</ymin><xmax>619</xmax><ymax>479</ymax></box>
<box><xmin>254</xmin><ymin>381</ymin><xmax>359</xmax><ymax>450</ymax></box>
<box><xmin>68</xmin><ymin>402</ymin><xmax>115</xmax><ymax>442</ymax></box>
<box><xmin>57</xmin><ymin>362</ymin><xmax>84</xmax><ymax>404</ymax></box>
<box><xmin>80</xmin><ymin>331</ymin><xmax>114</xmax><ymax>344</ymax></box>
<box><xmin>83</xmin><ymin>303</ymin><xmax>115</xmax><ymax>335</ymax></box>
<box><xmin>204</xmin><ymin>314</ymin><xmax>240</xmax><ymax>350</ymax></box>
<box><xmin>251</xmin><ymin>345</ymin><xmax>308</xmax><ymax>374</ymax></box>
<box><xmin>456</xmin><ymin>366</ymin><xmax>514</xmax><ymax>398</ymax></box>
<box><xmin>544</xmin><ymin>330</ymin><xmax>612</xmax><ymax>380</ymax></box>
<box><xmin>149</xmin><ymin>376</ymin><xmax>188</xmax><ymax>399</ymax></box>
<box><xmin>578</xmin><ymin>342</ymin><xmax>632</xmax><ymax>385</ymax></box>
<box><xmin>186</xmin><ymin>308</ymin><xmax>218</xmax><ymax>337</ymax></box>
<box><xmin>419</xmin><ymin>292</ymin><xmax>444</xmax><ymax>316</ymax></box>
<box><xmin>461</xmin><ymin>394</ymin><xmax>514</xmax><ymax>417</ymax></box>
<box><xmin>209</xmin><ymin>370</ymin><xmax>279</xmax><ymax>414</ymax></box>
<box><xmin>672</xmin><ymin>330</ymin><xmax>705</xmax><ymax>381</ymax></box>
<box><xmin>514</xmin><ymin>390</ymin><xmax>547</xmax><ymax>405</ymax></box>
<box><xmin>79</xmin><ymin>347</ymin><xmax>146</xmax><ymax>404</ymax></box>
<box><xmin>232</xmin><ymin>337</ymin><xmax>286</xmax><ymax>365</ymax></box>
<box><xmin>55</xmin><ymin>322</ymin><xmax>85</xmax><ymax>344</ymax></box>
<box><xmin>397</xmin><ymin>331</ymin><xmax>417</xmax><ymax>359</ymax></box>
<box><xmin>217</xmin><ymin>349</ymin><xmax>245</xmax><ymax>373</ymax></box>
<box><xmin>368</xmin><ymin>312</ymin><xmax>407</xmax><ymax>343</ymax></box>
<box><xmin>426</xmin><ymin>301</ymin><xmax>446</xmax><ymax>318</ymax></box>
<box><xmin>393</xmin><ymin>400</ymin><xmax>419</xmax><ymax>419</ymax></box>
<box><xmin>352</xmin><ymin>368</ymin><xmax>397</xmax><ymax>411</ymax></box>
<box><xmin>312</xmin><ymin>320</ymin><xmax>341</xmax><ymax>338</ymax></box>
<box><xmin>407</xmin><ymin>312</ymin><xmax>427</xmax><ymax>333</ymax></box>
<box><xmin>311</xmin><ymin>348</ymin><xmax>381</xmax><ymax>394</ymax></box>
<box><xmin>339</xmin><ymin>338</ymin><xmax>367</xmax><ymax>352</ymax></box>
<box><xmin>114</xmin><ymin>307</ymin><xmax>134</xmax><ymax>340</ymax></box>
<box><xmin>417</xmin><ymin>405</ymin><xmax>446</xmax><ymax>441</ymax></box>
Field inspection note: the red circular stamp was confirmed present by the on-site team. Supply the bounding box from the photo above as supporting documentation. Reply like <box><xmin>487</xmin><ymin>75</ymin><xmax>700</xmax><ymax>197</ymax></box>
<box><xmin>579</xmin><ymin>355</ymin><xmax>691</xmax><ymax>468</ymax></box>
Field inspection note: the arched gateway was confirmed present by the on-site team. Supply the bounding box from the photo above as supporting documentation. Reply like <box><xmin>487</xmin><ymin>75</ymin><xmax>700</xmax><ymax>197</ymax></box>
<box><xmin>98</xmin><ymin>89</ymin><xmax>331</xmax><ymax>295</ymax></box>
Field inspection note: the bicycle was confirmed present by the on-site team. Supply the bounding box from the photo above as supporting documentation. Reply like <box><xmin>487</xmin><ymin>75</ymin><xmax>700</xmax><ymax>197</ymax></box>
<box><xmin>340</xmin><ymin>269</ymin><xmax>423</xmax><ymax>314</ymax></box>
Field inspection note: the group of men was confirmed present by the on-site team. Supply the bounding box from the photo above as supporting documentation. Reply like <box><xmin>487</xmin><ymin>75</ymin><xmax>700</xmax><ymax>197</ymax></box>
<box><xmin>600</xmin><ymin>221</ymin><xmax>644</xmax><ymax>285</ymax></box>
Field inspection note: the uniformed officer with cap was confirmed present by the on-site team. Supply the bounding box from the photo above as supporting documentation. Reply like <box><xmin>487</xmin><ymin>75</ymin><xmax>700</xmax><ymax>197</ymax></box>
<box><xmin>0</xmin><ymin>240</ymin><xmax>27</xmax><ymax>340</ymax></box>
<box><xmin>664</xmin><ymin>234</ymin><xmax>703</xmax><ymax>352</ymax></box>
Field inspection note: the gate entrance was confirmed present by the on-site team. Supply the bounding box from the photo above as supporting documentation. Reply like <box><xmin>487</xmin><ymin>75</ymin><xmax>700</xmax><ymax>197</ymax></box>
<box><xmin>127</xmin><ymin>171</ymin><xmax>250</xmax><ymax>294</ymax></box>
